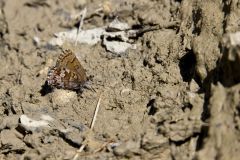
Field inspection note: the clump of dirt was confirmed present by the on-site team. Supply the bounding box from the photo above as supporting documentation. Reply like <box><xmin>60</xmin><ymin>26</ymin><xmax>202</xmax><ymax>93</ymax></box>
<box><xmin>0</xmin><ymin>0</ymin><xmax>240</xmax><ymax>160</ymax></box>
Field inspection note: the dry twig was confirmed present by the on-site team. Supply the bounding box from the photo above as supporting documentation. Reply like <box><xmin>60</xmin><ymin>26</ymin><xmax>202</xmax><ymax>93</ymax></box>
<box><xmin>75</xmin><ymin>8</ymin><xmax>87</xmax><ymax>45</ymax></box>
<box><xmin>90</xmin><ymin>96</ymin><xmax>101</xmax><ymax>130</ymax></box>
<box><xmin>72</xmin><ymin>96</ymin><xmax>102</xmax><ymax>160</ymax></box>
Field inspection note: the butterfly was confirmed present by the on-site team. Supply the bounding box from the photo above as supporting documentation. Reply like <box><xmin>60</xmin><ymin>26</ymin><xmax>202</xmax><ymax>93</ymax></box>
<box><xmin>47</xmin><ymin>49</ymin><xmax>87</xmax><ymax>90</ymax></box>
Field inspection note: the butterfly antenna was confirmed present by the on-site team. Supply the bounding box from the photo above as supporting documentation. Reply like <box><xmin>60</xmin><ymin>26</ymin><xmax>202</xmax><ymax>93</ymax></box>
<box><xmin>75</xmin><ymin>7</ymin><xmax>87</xmax><ymax>46</ymax></box>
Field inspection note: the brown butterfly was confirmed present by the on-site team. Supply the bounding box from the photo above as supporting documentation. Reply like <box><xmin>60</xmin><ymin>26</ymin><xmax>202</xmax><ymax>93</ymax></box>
<box><xmin>47</xmin><ymin>49</ymin><xmax>87</xmax><ymax>90</ymax></box>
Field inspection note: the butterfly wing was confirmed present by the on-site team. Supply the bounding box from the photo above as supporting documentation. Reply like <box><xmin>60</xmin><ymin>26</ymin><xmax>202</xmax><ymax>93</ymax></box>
<box><xmin>47</xmin><ymin>49</ymin><xmax>87</xmax><ymax>90</ymax></box>
<box><xmin>57</xmin><ymin>49</ymin><xmax>87</xmax><ymax>83</ymax></box>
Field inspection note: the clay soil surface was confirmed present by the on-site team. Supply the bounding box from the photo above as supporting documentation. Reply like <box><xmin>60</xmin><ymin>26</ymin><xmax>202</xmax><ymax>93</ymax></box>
<box><xmin>0</xmin><ymin>0</ymin><xmax>240</xmax><ymax>160</ymax></box>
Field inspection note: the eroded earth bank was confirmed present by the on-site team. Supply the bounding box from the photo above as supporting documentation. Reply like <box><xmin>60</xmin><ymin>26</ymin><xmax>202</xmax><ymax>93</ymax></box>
<box><xmin>0</xmin><ymin>0</ymin><xmax>240</xmax><ymax>159</ymax></box>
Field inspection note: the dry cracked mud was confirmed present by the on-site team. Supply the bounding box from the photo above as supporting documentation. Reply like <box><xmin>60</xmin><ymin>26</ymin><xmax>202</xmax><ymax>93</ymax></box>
<box><xmin>0</xmin><ymin>0</ymin><xmax>240</xmax><ymax>160</ymax></box>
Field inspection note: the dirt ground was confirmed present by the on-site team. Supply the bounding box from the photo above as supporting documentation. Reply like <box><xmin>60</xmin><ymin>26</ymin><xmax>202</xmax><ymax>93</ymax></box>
<box><xmin>0</xmin><ymin>0</ymin><xmax>240</xmax><ymax>160</ymax></box>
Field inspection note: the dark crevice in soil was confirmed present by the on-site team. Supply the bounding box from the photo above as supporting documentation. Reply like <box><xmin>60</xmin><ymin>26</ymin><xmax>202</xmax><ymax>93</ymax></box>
<box><xmin>222</xmin><ymin>0</ymin><xmax>232</xmax><ymax>33</ymax></box>
<box><xmin>201</xmin><ymin>95</ymin><xmax>210</xmax><ymax>121</ymax></box>
<box><xmin>105</xmin><ymin>36</ymin><xmax>125</xmax><ymax>42</ymax></box>
<box><xmin>1</xmin><ymin>148</ymin><xmax>25</xmax><ymax>155</ymax></box>
<box><xmin>3</xmin><ymin>107</ymin><xmax>9</xmax><ymax>115</ymax></box>
<box><xmin>58</xmin><ymin>132</ymin><xmax>82</xmax><ymax>148</ymax></box>
<box><xmin>179</xmin><ymin>49</ymin><xmax>196</xmax><ymax>82</ymax></box>
<box><xmin>217</xmin><ymin>42</ymin><xmax>240</xmax><ymax>87</ymax></box>
<box><xmin>2</xmin><ymin>91</ymin><xmax>16</xmax><ymax>115</ymax></box>
<box><xmin>182</xmin><ymin>103</ymin><xmax>193</xmax><ymax>112</ymax></box>
<box><xmin>200</xmin><ymin>43</ymin><xmax>227</xmax><ymax>121</ymax></box>
<box><xmin>192</xmin><ymin>7</ymin><xmax>202</xmax><ymax>35</ymax></box>
<box><xmin>200</xmin><ymin>67</ymin><xmax>220</xmax><ymax>121</ymax></box>
<box><xmin>169</xmin><ymin>133</ymin><xmax>199</xmax><ymax>146</ymax></box>
<box><xmin>15</xmin><ymin>125</ymin><xmax>28</xmax><ymax>136</ymax></box>
<box><xmin>143</xmin><ymin>58</ymin><xmax>148</xmax><ymax>67</ymax></box>
<box><xmin>146</xmin><ymin>99</ymin><xmax>157</xmax><ymax>115</ymax></box>
<box><xmin>196</xmin><ymin>125</ymin><xmax>209</xmax><ymax>151</ymax></box>
<box><xmin>23</xmin><ymin>140</ymin><xmax>35</xmax><ymax>149</ymax></box>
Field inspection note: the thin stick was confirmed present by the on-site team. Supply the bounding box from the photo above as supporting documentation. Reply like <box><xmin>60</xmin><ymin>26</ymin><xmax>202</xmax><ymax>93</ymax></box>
<box><xmin>72</xmin><ymin>96</ymin><xmax>101</xmax><ymax>160</ymax></box>
<box><xmin>72</xmin><ymin>144</ymin><xmax>85</xmax><ymax>160</ymax></box>
<box><xmin>75</xmin><ymin>8</ymin><xmax>87</xmax><ymax>46</ymax></box>
<box><xmin>90</xmin><ymin>96</ymin><xmax>101</xmax><ymax>129</ymax></box>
